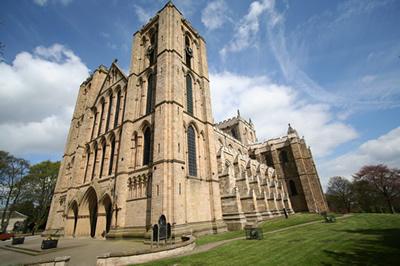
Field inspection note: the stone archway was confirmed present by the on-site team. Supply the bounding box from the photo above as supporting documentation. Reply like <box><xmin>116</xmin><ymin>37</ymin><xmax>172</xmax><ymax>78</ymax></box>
<box><xmin>79</xmin><ymin>187</ymin><xmax>98</xmax><ymax>237</ymax></box>
<box><xmin>97</xmin><ymin>194</ymin><xmax>113</xmax><ymax>237</ymax></box>
<box><xmin>65</xmin><ymin>201</ymin><xmax>78</xmax><ymax>236</ymax></box>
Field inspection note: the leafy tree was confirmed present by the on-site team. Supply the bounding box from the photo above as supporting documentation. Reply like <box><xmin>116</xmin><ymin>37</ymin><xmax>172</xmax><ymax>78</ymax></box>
<box><xmin>351</xmin><ymin>179</ymin><xmax>383</xmax><ymax>213</ymax></box>
<box><xmin>0</xmin><ymin>151</ymin><xmax>29</xmax><ymax>232</ymax></box>
<box><xmin>21</xmin><ymin>161</ymin><xmax>60</xmax><ymax>230</ymax></box>
<box><xmin>354</xmin><ymin>164</ymin><xmax>400</xmax><ymax>214</ymax></box>
<box><xmin>326</xmin><ymin>176</ymin><xmax>354</xmax><ymax>213</ymax></box>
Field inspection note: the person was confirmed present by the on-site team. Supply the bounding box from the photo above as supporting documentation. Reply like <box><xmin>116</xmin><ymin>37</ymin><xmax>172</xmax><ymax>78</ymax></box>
<box><xmin>283</xmin><ymin>208</ymin><xmax>288</xmax><ymax>219</ymax></box>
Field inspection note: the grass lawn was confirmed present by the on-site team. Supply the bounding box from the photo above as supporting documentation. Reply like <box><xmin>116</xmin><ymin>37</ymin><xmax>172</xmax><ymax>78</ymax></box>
<box><xmin>141</xmin><ymin>214</ymin><xmax>400</xmax><ymax>265</ymax></box>
<box><xmin>196</xmin><ymin>213</ymin><xmax>324</xmax><ymax>246</ymax></box>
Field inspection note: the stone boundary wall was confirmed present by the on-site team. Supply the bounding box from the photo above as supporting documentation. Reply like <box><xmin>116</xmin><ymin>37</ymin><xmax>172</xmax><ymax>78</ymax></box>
<box><xmin>25</xmin><ymin>256</ymin><xmax>71</xmax><ymax>266</ymax></box>
<box><xmin>96</xmin><ymin>236</ymin><xmax>195</xmax><ymax>265</ymax></box>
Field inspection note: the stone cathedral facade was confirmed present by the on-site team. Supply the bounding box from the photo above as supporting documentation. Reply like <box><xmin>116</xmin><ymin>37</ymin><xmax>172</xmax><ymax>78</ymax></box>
<box><xmin>45</xmin><ymin>2</ymin><xmax>328</xmax><ymax>238</ymax></box>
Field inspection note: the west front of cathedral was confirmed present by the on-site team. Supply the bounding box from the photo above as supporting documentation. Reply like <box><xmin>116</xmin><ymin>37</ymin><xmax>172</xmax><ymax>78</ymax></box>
<box><xmin>45</xmin><ymin>2</ymin><xmax>328</xmax><ymax>239</ymax></box>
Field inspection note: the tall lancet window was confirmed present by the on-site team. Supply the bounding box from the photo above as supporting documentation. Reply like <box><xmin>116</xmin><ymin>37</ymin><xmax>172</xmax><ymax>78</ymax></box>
<box><xmin>187</xmin><ymin>125</ymin><xmax>197</xmax><ymax>176</ymax></box>
<box><xmin>143</xmin><ymin>127</ymin><xmax>152</xmax><ymax>166</ymax></box>
<box><xmin>148</xmin><ymin>31</ymin><xmax>157</xmax><ymax>65</ymax></box>
<box><xmin>186</xmin><ymin>75</ymin><xmax>193</xmax><ymax>115</ymax></box>
<box><xmin>114</xmin><ymin>90</ymin><xmax>121</xmax><ymax>128</ymax></box>
<box><xmin>185</xmin><ymin>35</ymin><xmax>192</xmax><ymax>68</ymax></box>
<box><xmin>97</xmin><ymin>99</ymin><xmax>105</xmax><ymax>136</ymax></box>
<box><xmin>99</xmin><ymin>140</ymin><xmax>106</xmax><ymax>178</ymax></box>
<box><xmin>91</xmin><ymin>143</ymin><xmax>98</xmax><ymax>180</ymax></box>
<box><xmin>105</xmin><ymin>93</ymin><xmax>112</xmax><ymax>132</ymax></box>
<box><xmin>146</xmin><ymin>74</ymin><xmax>155</xmax><ymax>114</ymax></box>
<box><xmin>91</xmin><ymin>108</ymin><xmax>97</xmax><ymax>140</ymax></box>
<box><xmin>108</xmin><ymin>137</ymin><xmax>116</xmax><ymax>175</ymax></box>
<box><xmin>83</xmin><ymin>146</ymin><xmax>90</xmax><ymax>183</ymax></box>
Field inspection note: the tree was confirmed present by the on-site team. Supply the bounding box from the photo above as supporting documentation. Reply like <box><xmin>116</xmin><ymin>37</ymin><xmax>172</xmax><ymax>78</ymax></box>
<box><xmin>354</xmin><ymin>164</ymin><xmax>400</xmax><ymax>214</ymax></box>
<box><xmin>0</xmin><ymin>151</ymin><xmax>30</xmax><ymax>232</ymax></box>
<box><xmin>326</xmin><ymin>176</ymin><xmax>354</xmax><ymax>213</ymax></box>
<box><xmin>21</xmin><ymin>161</ymin><xmax>60</xmax><ymax>230</ymax></box>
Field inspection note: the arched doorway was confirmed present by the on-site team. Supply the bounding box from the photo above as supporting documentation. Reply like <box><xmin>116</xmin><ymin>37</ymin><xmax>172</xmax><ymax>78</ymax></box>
<box><xmin>65</xmin><ymin>201</ymin><xmax>79</xmax><ymax>236</ymax></box>
<box><xmin>71</xmin><ymin>201</ymin><xmax>78</xmax><ymax>236</ymax></box>
<box><xmin>80</xmin><ymin>187</ymin><xmax>98</xmax><ymax>238</ymax></box>
<box><xmin>103</xmin><ymin>194</ymin><xmax>112</xmax><ymax>234</ymax></box>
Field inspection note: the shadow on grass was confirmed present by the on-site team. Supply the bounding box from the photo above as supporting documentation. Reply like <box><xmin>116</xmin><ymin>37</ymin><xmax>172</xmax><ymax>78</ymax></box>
<box><xmin>322</xmin><ymin>228</ymin><xmax>400</xmax><ymax>266</ymax></box>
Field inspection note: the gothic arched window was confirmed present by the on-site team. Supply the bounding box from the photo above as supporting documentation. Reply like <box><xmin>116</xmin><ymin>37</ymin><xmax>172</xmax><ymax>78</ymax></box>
<box><xmin>108</xmin><ymin>137</ymin><xmax>116</xmax><ymax>175</ymax></box>
<box><xmin>97</xmin><ymin>99</ymin><xmax>105</xmax><ymax>136</ymax></box>
<box><xmin>91</xmin><ymin>143</ymin><xmax>98</xmax><ymax>180</ymax></box>
<box><xmin>186</xmin><ymin>75</ymin><xmax>193</xmax><ymax>115</ymax></box>
<box><xmin>105</xmin><ymin>93</ymin><xmax>113</xmax><ymax>132</ymax></box>
<box><xmin>289</xmin><ymin>180</ymin><xmax>298</xmax><ymax>196</ymax></box>
<box><xmin>146</xmin><ymin>74</ymin><xmax>155</xmax><ymax>114</ymax></box>
<box><xmin>280</xmin><ymin>150</ymin><xmax>289</xmax><ymax>163</ymax></box>
<box><xmin>143</xmin><ymin>127</ymin><xmax>152</xmax><ymax>165</ymax></box>
<box><xmin>84</xmin><ymin>147</ymin><xmax>90</xmax><ymax>183</ymax></box>
<box><xmin>231</xmin><ymin>127</ymin><xmax>239</xmax><ymax>140</ymax></box>
<box><xmin>187</xmin><ymin>125</ymin><xmax>197</xmax><ymax>176</ymax></box>
<box><xmin>114</xmin><ymin>90</ymin><xmax>121</xmax><ymax>128</ymax></box>
<box><xmin>149</xmin><ymin>31</ymin><xmax>157</xmax><ymax>65</ymax></box>
<box><xmin>91</xmin><ymin>108</ymin><xmax>97</xmax><ymax>140</ymax></box>
<box><xmin>185</xmin><ymin>35</ymin><xmax>192</xmax><ymax>68</ymax></box>
<box><xmin>99</xmin><ymin>141</ymin><xmax>106</xmax><ymax>178</ymax></box>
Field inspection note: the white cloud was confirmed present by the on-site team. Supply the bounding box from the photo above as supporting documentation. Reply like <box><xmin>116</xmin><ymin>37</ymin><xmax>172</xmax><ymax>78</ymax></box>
<box><xmin>134</xmin><ymin>5</ymin><xmax>152</xmax><ymax>24</ymax></box>
<box><xmin>210</xmin><ymin>71</ymin><xmax>358</xmax><ymax>157</ymax></box>
<box><xmin>33</xmin><ymin>0</ymin><xmax>48</xmax><ymax>6</ymax></box>
<box><xmin>319</xmin><ymin>127</ymin><xmax>400</xmax><ymax>182</ymax></box>
<box><xmin>201</xmin><ymin>0</ymin><xmax>230</xmax><ymax>30</ymax></box>
<box><xmin>220</xmin><ymin>0</ymin><xmax>278</xmax><ymax>57</ymax></box>
<box><xmin>0</xmin><ymin>44</ymin><xmax>89</xmax><ymax>157</ymax></box>
<box><xmin>33</xmin><ymin>0</ymin><xmax>73</xmax><ymax>6</ymax></box>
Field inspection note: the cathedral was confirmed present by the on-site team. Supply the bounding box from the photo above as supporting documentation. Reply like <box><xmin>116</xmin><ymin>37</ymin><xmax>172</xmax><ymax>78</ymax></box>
<box><xmin>45</xmin><ymin>2</ymin><xmax>328</xmax><ymax>239</ymax></box>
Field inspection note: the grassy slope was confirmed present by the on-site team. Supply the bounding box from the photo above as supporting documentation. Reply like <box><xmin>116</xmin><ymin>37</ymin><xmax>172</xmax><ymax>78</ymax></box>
<box><xmin>196</xmin><ymin>213</ymin><xmax>323</xmax><ymax>245</ymax></box>
<box><xmin>142</xmin><ymin>214</ymin><xmax>400</xmax><ymax>265</ymax></box>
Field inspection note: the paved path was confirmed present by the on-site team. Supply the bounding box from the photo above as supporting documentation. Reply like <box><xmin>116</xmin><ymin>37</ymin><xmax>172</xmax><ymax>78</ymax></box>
<box><xmin>0</xmin><ymin>237</ymin><xmax>147</xmax><ymax>266</ymax></box>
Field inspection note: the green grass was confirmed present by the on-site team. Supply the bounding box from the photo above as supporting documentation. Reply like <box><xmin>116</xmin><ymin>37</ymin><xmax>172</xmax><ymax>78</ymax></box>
<box><xmin>196</xmin><ymin>213</ymin><xmax>323</xmax><ymax>246</ymax></box>
<box><xmin>141</xmin><ymin>214</ymin><xmax>400</xmax><ymax>265</ymax></box>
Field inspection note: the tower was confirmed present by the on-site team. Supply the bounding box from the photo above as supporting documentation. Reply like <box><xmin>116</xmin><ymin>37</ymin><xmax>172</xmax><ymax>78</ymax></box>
<box><xmin>117</xmin><ymin>1</ymin><xmax>226</xmax><ymax>236</ymax></box>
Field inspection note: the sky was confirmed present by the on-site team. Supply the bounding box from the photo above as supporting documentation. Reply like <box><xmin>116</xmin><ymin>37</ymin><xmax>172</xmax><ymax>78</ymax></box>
<box><xmin>0</xmin><ymin>0</ymin><xmax>399</xmax><ymax>189</ymax></box>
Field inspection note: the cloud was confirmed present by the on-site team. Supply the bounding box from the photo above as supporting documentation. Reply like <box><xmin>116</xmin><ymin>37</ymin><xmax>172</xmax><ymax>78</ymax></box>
<box><xmin>220</xmin><ymin>0</ymin><xmax>278</xmax><ymax>57</ymax></box>
<box><xmin>319</xmin><ymin>127</ymin><xmax>400</xmax><ymax>182</ymax></box>
<box><xmin>33</xmin><ymin>0</ymin><xmax>73</xmax><ymax>6</ymax></box>
<box><xmin>0</xmin><ymin>44</ymin><xmax>89</xmax><ymax>157</ymax></box>
<box><xmin>201</xmin><ymin>0</ymin><xmax>230</xmax><ymax>30</ymax></box>
<box><xmin>134</xmin><ymin>5</ymin><xmax>152</xmax><ymax>24</ymax></box>
<box><xmin>210</xmin><ymin>71</ymin><xmax>357</xmax><ymax>157</ymax></box>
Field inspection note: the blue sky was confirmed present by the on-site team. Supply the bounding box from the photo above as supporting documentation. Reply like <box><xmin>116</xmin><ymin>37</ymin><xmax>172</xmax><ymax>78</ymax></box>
<box><xmin>0</xmin><ymin>0</ymin><xmax>399</xmax><ymax>188</ymax></box>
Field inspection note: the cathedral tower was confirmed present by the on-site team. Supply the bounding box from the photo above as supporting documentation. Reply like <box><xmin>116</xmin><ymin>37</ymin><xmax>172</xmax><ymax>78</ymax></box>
<box><xmin>118</xmin><ymin>1</ymin><xmax>226</xmax><ymax>236</ymax></box>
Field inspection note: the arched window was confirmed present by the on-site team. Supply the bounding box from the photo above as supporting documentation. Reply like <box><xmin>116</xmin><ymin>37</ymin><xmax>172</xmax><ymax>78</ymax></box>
<box><xmin>108</xmin><ymin>137</ymin><xmax>116</xmax><ymax>175</ymax></box>
<box><xmin>97</xmin><ymin>99</ymin><xmax>105</xmax><ymax>136</ymax></box>
<box><xmin>99</xmin><ymin>141</ymin><xmax>106</xmax><ymax>178</ymax></box>
<box><xmin>84</xmin><ymin>147</ymin><xmax>90</xmax><ymax>183</ymax></box>
<box><xmin>146</xmin><ymin>74</ymin><xmax>155</xmax><ymax>114</ymax></box>
<box><xmin>143</xmin><ymin>127</ymin><xmax>152</xmax><ymax>165</ymax></box>
<box><xmin>187</xmin><ymin>125</ymin><xmax>197</xmax><ymax>176</ymax></box>
<box><xmin>289</xmin><ymin>180</ymin><xmax>298</xmax><ymax>196</ymax></box>
<box><xmin>149</xmin><ymin>31</ymin><xmax>157</xmax><ymax>65</ymax></box>
<box><xmin>231</xmin><ymin>127</ymin><xmax>239</xmax><ymax>140</ymax></box>
<box><xmin>91</xmin><ymin>109</ymin><xmax>97</xmax><ymax>140</ymax></box>
<box><xmin>91</xmin><ymin>143</ymin><xmax>98</xmax><ymax>180</ymax></box>
<box><xmin>114</xmin><ymin>90</ymin><xmax>121</xmax><ymax>128</ymax></box>
<box><xmin>280</xmin><ymin>150</ymin><xmax>289</xmax><ymax>163</ymax></box>
<box><xmin>186</xmin><ymin>75</ymin><xmax>193</xmax><ymax>115</ymax></box>
<box><xmin>105</xmin><ymin>93</ymin><xmax>113</xmax><ymax>132</ymax></box>
<box><xmin>185</xmin><ymin>35</ymin><xmax>192</xmax><ymax>68</ymax></box>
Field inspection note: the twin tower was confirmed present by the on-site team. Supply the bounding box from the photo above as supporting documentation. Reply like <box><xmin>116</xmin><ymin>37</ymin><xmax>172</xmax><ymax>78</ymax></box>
<box><xmin>45</xmin><ymin>2</ymin><xmax>327</xmax><ymax>239</ymax></box>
